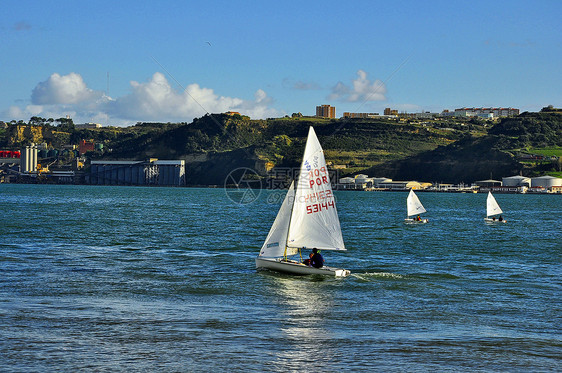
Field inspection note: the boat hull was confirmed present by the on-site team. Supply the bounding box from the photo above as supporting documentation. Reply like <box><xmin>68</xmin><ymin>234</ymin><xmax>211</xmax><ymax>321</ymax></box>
<box><xmin>255</xmin><ymin>257</ymin><xmax>350</xmax><ymax>277</ymax></box>
<box><xmin>405</xmin><ymin>218</ymin><xmax>428</xmax><ymax>224</ymax></box>
<box><xmin>484</xmin><ymin>218</ymin><xmax>507</xmax><ymax>223</ymax></box>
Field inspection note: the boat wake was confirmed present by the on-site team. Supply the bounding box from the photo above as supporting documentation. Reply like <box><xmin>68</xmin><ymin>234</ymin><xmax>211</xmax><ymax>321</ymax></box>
<box><xmin>352</xmin><ymin>272</ymin><xmax>404</xmax><ymax>281</ymax></box>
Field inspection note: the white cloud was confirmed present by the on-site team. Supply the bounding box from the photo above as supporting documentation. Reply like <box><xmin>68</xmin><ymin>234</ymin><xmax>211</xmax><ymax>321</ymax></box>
<box><xmin>6</xmin><ymin>105</ymin><xmax>43</xmax><ymax>118</ymax></box>
<box><xmin>293</xmin><ymin>81</ymin><xmax>321</xmax><ymax>90</ymax></box>
<box><xmin>328</xmin><ymin>70</ymin><xmax>387</xmax><ymax>102</ymax></box>
<box><xmin>107</xmin><ymin>72</ymin><xmax>278</xmax><ymax>121</ymax></box>
<box><xmin>4</xmin><ymin>72</ymin><xmax>279</xmax><ymax>125</ymax></box>
<box><xmin>31</xmin><ymin>72</ymin><xmax>103</xmax><ymax>105</ymax></box>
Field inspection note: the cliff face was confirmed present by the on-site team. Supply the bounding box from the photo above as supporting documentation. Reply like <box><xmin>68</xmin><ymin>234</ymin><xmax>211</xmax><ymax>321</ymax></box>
<box><xmin>5</xmin><ymin>125</ymin><xmax>59</xmax><ymax>148</ymax></box>
<box><xmin>9</xmin><ymin>125</ymin><xmax>44</xmax><ymax>146</ymax></box>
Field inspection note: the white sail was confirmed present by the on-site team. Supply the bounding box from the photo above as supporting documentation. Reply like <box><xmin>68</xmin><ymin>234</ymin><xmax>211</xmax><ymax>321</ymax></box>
<box><xmin>406</xmin><ymin>189</ymin><xmax>426</xmax><ymax>217</ymax></box>
<box><xmin>287</xmin><ymin>127</ymin><xmax>345</xmax><ymax>251</ymax></box>
<box><xmin>259</xmin><ymin>182</ymin><xmax>297</xmax><ymax>258</ymax></box>
<box><xmin>486</xmin><ymin>191</ymin><xmax>502</xmax><ymax>217</ymax></box>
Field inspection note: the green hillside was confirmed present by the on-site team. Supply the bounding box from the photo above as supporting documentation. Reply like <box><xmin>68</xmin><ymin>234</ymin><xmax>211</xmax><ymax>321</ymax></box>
<box><xmin>2</xmin><ymin>110</ymin><xmax>560</xmax><ymax>185</ymax></box>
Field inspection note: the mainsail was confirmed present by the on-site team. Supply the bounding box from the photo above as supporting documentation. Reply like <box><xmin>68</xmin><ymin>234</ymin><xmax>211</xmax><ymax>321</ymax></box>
<box><xmin>259</xmin><ymin>182</ymin><xmax>296</xmax><ymax>258</ymax></box>
<box><xmin>407</xmin><ymin>189</ymin><xmax>426</xmax><ymax>217</ymax></box>
<box><xmin>287</xmin><ymin>127</ymin><xmax>345</xmax><ymax>251</ymax></box>
<box><xmin>486</xmin><ymin>191</ymin><xmax>502</xmax><ymax>217</ymax></box>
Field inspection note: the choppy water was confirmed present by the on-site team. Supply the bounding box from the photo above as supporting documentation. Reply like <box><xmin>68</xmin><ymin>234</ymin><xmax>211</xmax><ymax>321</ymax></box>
<box><xmin>1</xmin><ymin>184</ymin><xmax>560</xmax><ymax>372</ymax></box>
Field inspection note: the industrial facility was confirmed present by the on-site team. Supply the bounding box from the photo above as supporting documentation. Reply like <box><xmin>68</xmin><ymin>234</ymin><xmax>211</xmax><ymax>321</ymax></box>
<box><xmin>89</xmin><ymin>160</ymin><xmax>185</xmax><ymax>186</ymax></box>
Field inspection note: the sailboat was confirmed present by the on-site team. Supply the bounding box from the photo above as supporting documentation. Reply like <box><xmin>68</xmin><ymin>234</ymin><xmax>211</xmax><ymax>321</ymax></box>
<box><xmin>485</xmin><ymin>191</ymin><xmax>506</xmax><ymax>223</ymax></box>
<box><xmin>404</xmin><ymin>189</ymin><xmax>428</xmax><ymax>223</ymax></box>
<box><xmin>255</xmin><ymin>126</ymin><xmax>350</xmax><ymax>277</ymax></box>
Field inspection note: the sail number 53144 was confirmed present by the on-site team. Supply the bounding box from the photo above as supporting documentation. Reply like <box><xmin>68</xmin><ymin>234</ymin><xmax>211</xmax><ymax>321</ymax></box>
<box><xmin>306</xmin><ymin>200</ymin><xmax>335</xmax><ymax>214</ymax></box>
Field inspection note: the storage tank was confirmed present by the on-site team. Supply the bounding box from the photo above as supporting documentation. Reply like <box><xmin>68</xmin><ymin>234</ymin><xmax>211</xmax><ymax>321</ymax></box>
<box><xmin>48</xmin><ymin>149</ymin><xmax>58</xmax><ymax>158</ymax></box>
<box><xmin>502</xmin><ymin>175</ymin><xmax>531</xmax><ymax>187</ymax></box>
<box><xmin>531</xmin><ymin>176</ymin><xmax>562</xmax><ymax>188</ymax></box>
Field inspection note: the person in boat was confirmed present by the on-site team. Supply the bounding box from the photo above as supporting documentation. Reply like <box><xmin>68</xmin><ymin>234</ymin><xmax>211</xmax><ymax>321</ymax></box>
<box><xmin>492</xmin><ymin>217</ymin><xmax>496</xmax><ymax>221</ymax></box>
<box><xmin>416</xmin><ymin>215</ymin><xmax>421</xmax><ymax>221</ymax></box>
<box><xmin>303</xmin><ymin>252</ymin><xmax>313</xmax><ymax>266</ymax></box>
<box><xmin>499</xmin><ymin>215</ymin><xmax>503</xmax><ymax>221</ymax></box>
<box><xmin>310</xmin><ymin>248</ymin><xmax>324</xmax><ymax>269</ymax></box>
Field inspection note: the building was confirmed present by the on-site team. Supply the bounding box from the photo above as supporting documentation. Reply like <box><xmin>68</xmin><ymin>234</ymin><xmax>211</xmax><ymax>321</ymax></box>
<box><xmin>378</xmin><ymin>180</ymin><xmax>422</xmax><ymax>190</ymax></box>
<box><xmin>90</xmin><ymin>159</ymin><xmax>186</xmax><ymax>186</ymax></box>
<box><xmin>79</xmin><ymin>140</ymin><xmax>95</xmax><ymax>155</ymax></box>
<box><xmin>75</xmin><ymin>123</ymin><xmax>102</xmax><ymax>129</ymax></box>
<box><xmin>20</xmin><ymin>145</ymin><xmax>38</xmax><ymax>173</ymax></box>
<box><xmin>338</xmin><ymin>177</ymin><xmax>356</xmax><ymax>190</ymax></box>
<box><xmin>475</xmin><ymin>179</ymin><xmax>502</xmax><ymax>187</ymax></box>
<box><xmin>454</xmin><ymin>107</ymin><xmax>519</xmax><ymax>117</ymax></box>
<box><xmin>384</xmin><ymin>108</ymin><xmax>398</xmax><ymax>116</ymax></box>
<box><xmin>338</xmin><ymin>175</ymin><xmax>395</xmax><ymax>190</ymax></box>
<box><xmin>530</xmin><ymin>176</ymin><xmax>562</xmax><ymax>189</ymax></box>
<box><xmin>316</xmin><ymin>105</ymin><xmax>336</xmax><ymax>118</ymax></box>
<box><xmin>502</xmin><ymin>175</ymin><xmax>531</xmax><ymax>187</ymax></box>
<box><xmin>337</xmin><ymin>175</ymin><xmax>374</xmax><ymax>190</ymax></box>
<box><xmin>342</xmin><ymin>112</ymin><xmax>379</xmax><ymax>119</ymax></box>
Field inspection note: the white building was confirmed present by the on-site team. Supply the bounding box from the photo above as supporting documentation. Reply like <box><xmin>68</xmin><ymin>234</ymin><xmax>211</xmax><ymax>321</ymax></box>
<box><xmin>531</xmin><ymin>176</ymin><xmax>562</xmax><ymax>189</ymax></box>
<box><xmin>502</xmin><ymin>175</ymin><xmax>531</xmax><ymax>187</ymax></box>
<box><xmin>378</xmin><ymin>180</ymin><xmax>422</xmax><ymax>190</ymax></box>
<box><xmin>76</xmin><ymin>122</ymin><xmax>102</xmax><ymax>129</ymax></box>
<box><xmin>454</xmin><ymin>107</ymin><xmax>519</xmax><ymax>117</ymax></box>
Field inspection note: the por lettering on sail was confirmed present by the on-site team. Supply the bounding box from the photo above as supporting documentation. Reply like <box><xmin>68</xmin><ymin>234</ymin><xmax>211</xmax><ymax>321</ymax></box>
<box><xmin>307</xmin><ymin>166</ymin><xmax>329</xmax><ymax>188</ymax></box>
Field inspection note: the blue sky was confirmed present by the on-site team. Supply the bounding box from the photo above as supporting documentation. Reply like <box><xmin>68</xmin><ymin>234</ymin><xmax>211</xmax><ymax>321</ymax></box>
<box><xmin>1</xmin><ymin>0</ymin><xmax>560</xmax><ymax>126</ymax></box>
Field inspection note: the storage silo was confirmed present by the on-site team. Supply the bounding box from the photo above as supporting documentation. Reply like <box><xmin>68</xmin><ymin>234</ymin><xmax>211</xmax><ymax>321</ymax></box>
<box><xmin>502</xmin><ymin>175</ymin><xmax>531</xmax><ymax>187</ymax></box>
<box><xmin>20</xmin><ymin>145</ymin><xmax>38</xmax><ymax>173</ymax></box>
<box><xmin>531</xmin><ymin>176</ymin><xmax>562</xmax><ymax>188</ymax></box>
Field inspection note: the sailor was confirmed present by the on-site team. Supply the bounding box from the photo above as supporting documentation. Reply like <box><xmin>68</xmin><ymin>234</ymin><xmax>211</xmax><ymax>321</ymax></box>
<box><xmin>303</xmin><ymin>252</ymin><xmax>313</xmax><ymax>266</ymax></box>
<box><xmin>310</xmin><ymin>248</ymin><xmax>324</xmax><ymax>269</ymax></box>
<box><xmin>499</xmin><ymin>215</ymin><xmax>503</xmax><ymax>221</ymax></box>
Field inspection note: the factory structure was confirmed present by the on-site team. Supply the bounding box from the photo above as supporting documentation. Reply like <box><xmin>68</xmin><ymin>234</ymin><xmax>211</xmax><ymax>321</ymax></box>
<box><xmin>0</xmin><ymin>143</ymin><xmax>185</xmax><ymax>186</ymax></box>
<box><xmin>89</xmin><ymin>160</ymin><xmax>185</xmax><ymax>186</ymax></box>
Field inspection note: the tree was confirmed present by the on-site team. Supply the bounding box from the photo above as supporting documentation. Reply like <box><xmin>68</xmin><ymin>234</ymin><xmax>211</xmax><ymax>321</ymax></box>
<box><xmin>56</xmin><ymin>117</ymin><xmax>75</xmax><ymax>132</ymax></box>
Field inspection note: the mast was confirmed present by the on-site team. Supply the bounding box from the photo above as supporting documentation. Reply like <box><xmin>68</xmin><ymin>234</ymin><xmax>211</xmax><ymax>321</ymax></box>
<box><xmin>284</xmin><ymin>127</ymin><xmax>311</xmax><ymax>260</ymax></box>
<box><xmin>283</xmin><ymin>178</ymin><xmax>298</xmax><ymax>260</ymax></box>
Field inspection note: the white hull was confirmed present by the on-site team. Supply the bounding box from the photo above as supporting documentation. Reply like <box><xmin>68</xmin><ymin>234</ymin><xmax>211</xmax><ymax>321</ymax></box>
<box><xmin>405</xmin><ymin>218</ymin><xmax>428</xmax><ymax>224</ymax></box>
<box><xmin>484</xmin><ymin>217</ymin><xmax>507</xmax><ymax>223</ymax></box>
<box><xmin>255</xmin><ymin>257</ymin><xmax>350</xmax><ymax>277</ymax></box>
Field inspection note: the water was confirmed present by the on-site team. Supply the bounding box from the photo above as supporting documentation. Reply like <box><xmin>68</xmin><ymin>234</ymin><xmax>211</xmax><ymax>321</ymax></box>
<box><xmin>1</xmin><ymin>184</ymin><xmax>560</xmax><ymax>372</ymax></box>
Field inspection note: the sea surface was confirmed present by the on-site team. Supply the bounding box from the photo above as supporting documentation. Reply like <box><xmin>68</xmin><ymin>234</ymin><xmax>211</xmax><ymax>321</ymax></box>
<box><xmin>0</xmin><ymin>184</ymin><xmax>560</xmax><ymax>372</ymax></box>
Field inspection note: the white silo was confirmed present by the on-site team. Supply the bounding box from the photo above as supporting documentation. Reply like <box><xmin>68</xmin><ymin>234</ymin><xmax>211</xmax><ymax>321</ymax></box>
<box><xmin>502</xmin><ymin>175</ymin><xmax>531</xmax><ymax>187</ymax></box>
<box><xmin>19</xmin><ymin>145</ymin><xmax>38</xmax><ymax>173</ymax></box>
<box><xmin>531</xmin><ymin>176</ymin><xmax>562</xmax><ymax>188</ymax></box>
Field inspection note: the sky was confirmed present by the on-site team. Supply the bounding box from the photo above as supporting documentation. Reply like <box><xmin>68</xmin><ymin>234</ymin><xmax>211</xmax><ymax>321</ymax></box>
<box><xmin>1</xmin><ymin>0</ymin><xmax>561</xmax><ymax>126</ymax></box>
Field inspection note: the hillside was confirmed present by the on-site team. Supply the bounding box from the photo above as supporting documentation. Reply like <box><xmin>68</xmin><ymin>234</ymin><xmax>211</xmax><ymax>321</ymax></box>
<box><xmin>2</xmin><ymin>111</ymin><xmax>560</xmax><ymax>184</ymax></box>
<box><xmin>98</xmin><ymin>114</ymin><xmax>470</xmax><ymax>184</ymax></box>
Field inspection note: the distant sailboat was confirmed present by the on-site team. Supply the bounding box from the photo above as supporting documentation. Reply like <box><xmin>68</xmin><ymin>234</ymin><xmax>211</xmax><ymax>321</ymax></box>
<box><xmin>255</xmin><ymin>126</ymin><xmax>350</xmax><ymax>277</ymax></box>
<box><xmin>485</xmin><ymin>191</ymin><xmax>506</xmax><ymax>223</ymax></box>
<box><xmin>405</xmin><ymin>189</ymin><xmax>428</xmax><ymax>223</ymax></box>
